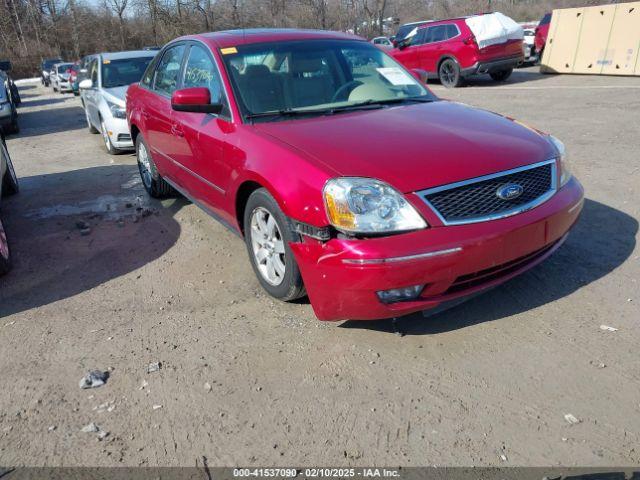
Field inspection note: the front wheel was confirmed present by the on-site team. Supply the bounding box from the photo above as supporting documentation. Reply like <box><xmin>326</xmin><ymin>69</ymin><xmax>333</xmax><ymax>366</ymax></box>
<box><xmin>101</xmin><ymin>119</ymin><xmax>118</xmax><ymax>155</ymax></box>
<box><xmin>0</xmin><ymin>217</ymin><xmax>12</xmax><ymax>276</ymax></box>
<box><xmin>136</xmin><ymin>134</ymin><xmax>173</xmax><ymax>198</ymax></box>
<box><xmin>490</xmin><ymin>68</ymin><xmax>513</xmax><ymax>82</ymax></box>
<box><xmin>85</xmin><ymin>108</ymin><xmax>98</xmax><ymax>133</ymax></box>
<box><xmin>1</xmin><ymin>140</ymin><xmax>18</xmax><ymax>196</ymax></box>
<box><xmin>438</xmin><ymin>59</ymin><xmax>464</xmax><ymax>88</ymax></box>
<box><xmin>243</xmin><ymin>188</ymin><xmax>305</xmax><ymax>301</ymax></box>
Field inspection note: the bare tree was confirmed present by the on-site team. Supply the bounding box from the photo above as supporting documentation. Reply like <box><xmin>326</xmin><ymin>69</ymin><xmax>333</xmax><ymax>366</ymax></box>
<box><xmin>105</xmin><ymin>0</ymin><xmax>128</xmax><ymax>49</ymax></box>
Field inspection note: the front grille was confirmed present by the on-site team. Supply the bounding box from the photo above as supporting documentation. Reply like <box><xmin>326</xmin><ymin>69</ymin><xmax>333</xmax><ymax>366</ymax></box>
<box><xmin>117</xmin><ymin>134</ymin><xmax>131</xmax><ymax>142</ymax></box>
<box><xmin>419</xmin><ymin>161</ymin><xmax>556</xmax><ymax>225</ymax></box>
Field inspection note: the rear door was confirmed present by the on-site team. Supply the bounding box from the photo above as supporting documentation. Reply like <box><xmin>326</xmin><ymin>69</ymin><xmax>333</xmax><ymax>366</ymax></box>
<box><xmin>144</xmin><ymin>43</ymin><xmax>187</xmax><ymax>176</ymax></box>
<box><xmin>170</xmin><ymin>42</ymin><xmax>233</xmax><ymax>215</ymax></box>
<box><xmin>418</xmin><ymin>24</ymin><xmax>454</xmax><ymax>73</ymax></box>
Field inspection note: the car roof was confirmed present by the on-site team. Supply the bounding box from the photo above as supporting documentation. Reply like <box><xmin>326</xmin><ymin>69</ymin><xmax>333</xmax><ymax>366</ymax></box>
<box><xmin>173</xmin><ymin>28</ymin><xmax>363</xmax><ymax>49</ymax></box>
<box><xmin>98</xmin><ymin>50</ymin><xmax>158</xmax><ymax>60</ymax></box>
<box><xmin>416</xmin><ymin>14</ymin><xmax>482</xmax><ymax>29</ymax></box>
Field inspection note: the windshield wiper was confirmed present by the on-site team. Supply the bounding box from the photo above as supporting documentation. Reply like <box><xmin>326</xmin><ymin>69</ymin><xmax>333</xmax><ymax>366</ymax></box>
<box><xmin>245</xmin><ymin>97</ymin><xmax>434</xmax><ymax>122</ymax></box>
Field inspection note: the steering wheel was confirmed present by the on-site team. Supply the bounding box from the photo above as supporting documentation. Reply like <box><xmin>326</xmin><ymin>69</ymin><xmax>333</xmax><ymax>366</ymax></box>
<box><xmin>331</xmin><ymin>80</ymin><xmax>363</xmax><ymax>103</ymax></box>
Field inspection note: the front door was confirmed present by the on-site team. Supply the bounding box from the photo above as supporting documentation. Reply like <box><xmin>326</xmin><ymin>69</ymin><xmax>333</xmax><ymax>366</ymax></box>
<box><xmin>170</xmin><ymin>43</ymin><xmax>233</xmax><ymax>218</ymax></box>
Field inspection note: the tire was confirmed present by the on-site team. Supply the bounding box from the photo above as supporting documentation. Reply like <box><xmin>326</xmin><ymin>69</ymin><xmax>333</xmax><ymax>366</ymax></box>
<box><xmin>100</xmin><ymin>119</ymin><xmax>118</xmax><ymax>155</ymax></box>
<box><xmin>7</xmin><ymin>108</ymin><xmax>19</xmax><ymax>134</ymax></box>
<box><xmin>85</xmin><ymin>108</ymin><xmax>98</xmax><ymax>134</ymax></box>
<box><xmin>438</xmin><ymin>58</ymin><xmax>464</xmax><ymax>88</ymax></box>
<box><xmin>136</xmin><ymin>134</ymin><xmax>173</xmax><ymax>198</ymax></box>
<box><xmin>1</xmin><ymin>140</ymin><xmax>18</xmax><ymax>196</ymax></box>
<box><xmin>490</xmin><ymin>68</ymin><xmax>513</xmax><ymax>82</ymax></box>
<box><xmin>0</xmin><ymin>217</ymin><xmax>12</xmax><ymax>276</ymax></box>
<box><xmin>243</xmin><ymin>188</ymin><xmax>305</xmax><ymax>301</ymax></box>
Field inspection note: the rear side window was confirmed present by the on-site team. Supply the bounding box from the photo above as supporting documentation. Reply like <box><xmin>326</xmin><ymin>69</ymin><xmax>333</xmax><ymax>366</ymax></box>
<box><xmin>426</xmin><ymin>25</ymin><xmax>448</xmax><ymax>43</ymax></box>
<box><xmin>446</xmin><ymin>24</ymin><xmax>459</xmax><ymax>39</ymax></box>
<box><xmin>540</xmin><ymin>13</ymin><xmax>552</xmax><ymax>25</ymax></box>
<box><xmin>153</xmin><ymin>44</ymin><xmax>186</xmax><ymax>95</ymax></box>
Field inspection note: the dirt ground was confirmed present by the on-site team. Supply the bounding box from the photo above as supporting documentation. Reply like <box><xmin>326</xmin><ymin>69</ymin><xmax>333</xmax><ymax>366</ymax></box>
<box><xmin>0</xmin><ymin>68</ymin><xmax>639</xmax><ymax>467</ymax></box>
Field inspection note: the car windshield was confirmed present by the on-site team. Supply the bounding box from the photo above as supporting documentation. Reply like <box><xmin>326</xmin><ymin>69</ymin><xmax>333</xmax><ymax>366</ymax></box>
<box><xmin>101</xmin><ymin>56</ymin><xmax>154</xmax><ymax>88</ymax></box>
<box><xmin>221</xmin><ymin>39</ymin><xmax>434</xmax><ymax>123</ymax></box>
<box><xmin>57</xmin><ymin>63</ymin><xmax>73</xmax><ymax>72</ymax></box>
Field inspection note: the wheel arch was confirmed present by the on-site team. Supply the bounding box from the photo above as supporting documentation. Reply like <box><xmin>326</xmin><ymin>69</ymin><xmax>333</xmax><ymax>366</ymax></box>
<box><xmin>437</xmin><ymin>54</ymin><xmax>461</xmax><ymax>72</ymax></box>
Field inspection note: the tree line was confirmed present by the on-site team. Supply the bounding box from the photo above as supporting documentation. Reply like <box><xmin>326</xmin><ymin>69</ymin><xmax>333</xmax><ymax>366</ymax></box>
<box><xmin>1</xmin><ymin>0</ymin><xmax>610</xmax><ymax>78</ymax></box>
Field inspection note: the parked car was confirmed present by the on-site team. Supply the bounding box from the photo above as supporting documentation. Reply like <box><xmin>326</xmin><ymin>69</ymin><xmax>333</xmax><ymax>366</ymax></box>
<box><xmin>80</xmin><ymin>50</ymin><xmax>157</xmax><ymax>154</ymax></box>
<box><xmin>50</xmin><ymin>62</ymin><xmax>74</xmax><ymax>93</ymax></box>
<box><xmin>0</xmin><ymin>129</ymin><xmax>19</xmax><ymax>275</ymax></box>
<box><xmin>126</xmin><ymin>29</ymin><xmax>583</xmax><ymax>321</ymax></box>
<box><xmin>392</xmin><ymin>21</ymin><xmax>429</xmax><ymax>47</ymax></box>
<box><xmin>0</xmin><ymin>70</ymin><xmax>20</xmax><ymax>107</ymax></box>
<box><xmin>0</xmin><ymin>80</ymin><xmax>19</xmax><ymax>133</ymax></box>
<box><xmin>371</xmin><ymin>36</ymin><xmax>393</xmax><ymax>50</ymax></box>
<box><xmin>390</xmin><ymin>13</ymin><xmax>524</xmax><ymax>87</ymax></box>
<box><xmin>522</xmin><ymin>28</ymin><xmax>537</xmax><ymax>63</ymax></box>
<box><xmin>41</xmin><ymin>58</ymin><xmax>63</xmax><ymax>86</ymax></box>
<box><xmin>534</xmin><ymin>13</ymin><xmax>552</xmax><ymax>61</ymax></box>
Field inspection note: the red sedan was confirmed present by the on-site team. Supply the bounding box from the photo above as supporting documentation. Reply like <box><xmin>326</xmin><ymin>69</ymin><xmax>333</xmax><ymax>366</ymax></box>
<box><xmin>126</xmin><ymin>29</ymin><xmax>583</xmax><ymax>321</ymax></box>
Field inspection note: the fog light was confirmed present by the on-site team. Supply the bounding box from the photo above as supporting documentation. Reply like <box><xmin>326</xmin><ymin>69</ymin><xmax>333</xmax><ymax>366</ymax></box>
<box><xmin>376</xmin><ymin>285</ymin><xmax>424</xmax><ymax>304</ymax></box>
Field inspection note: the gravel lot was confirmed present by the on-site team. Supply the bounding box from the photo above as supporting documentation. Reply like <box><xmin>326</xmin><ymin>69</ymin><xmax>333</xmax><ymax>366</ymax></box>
<box><xmin>0</xmin><ymin>67</ymin><xmax>639</xmax><ymax>467</ymax></box>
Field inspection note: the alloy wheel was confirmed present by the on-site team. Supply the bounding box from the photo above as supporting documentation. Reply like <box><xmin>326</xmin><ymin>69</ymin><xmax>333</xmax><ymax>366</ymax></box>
<box><xmin>250</xmin><ymin>207</ymin><xmax>286</xmax><ymax>286</ymax></box>
<box><xmin>101</xmin><ymin>121</ymin><xmax>111</xmax><ymax>150</ymax></box>
<box><xmin>137</xmin><ymin>141</ymin><xmax>152</xmax><ymax>189</ymax></box>
<box><xmin>440</xmin><ymin>61</ymin><xmax>456</xmax><ymax>86</ymax></box>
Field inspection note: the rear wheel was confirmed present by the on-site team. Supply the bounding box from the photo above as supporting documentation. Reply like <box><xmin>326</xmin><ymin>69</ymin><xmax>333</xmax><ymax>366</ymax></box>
<box><xmin>490</xmin><ymin>68</ymin><xmax>513</xmax><ymax>82</ymax></box>
<box><xmin>243</xmin><ymin>188</ymin><xmax>305</xmax><ymax>301</ymax></box>
<box><xmin>8</xmin><ymin>108</ymin><xmax>19</xmax><ymax>134</ymax></box>
<box><xmin>0</xmin><ymin>217</ymin><xmax>11</xmax><ymax>276</ymax></box>
<box><xmin>1</xmin><ymin>140</ymin><xmax>18</xmax><ymax>196</ymax></box>
<box><xmin>136</xmin><ymin>134</ymin><xmax>173</xmax><ymax>198</ymax></box>
<box><xmin>438</xmin><ymin>59</ymin><xmax>464</xmax><ymax>88</ymax></box>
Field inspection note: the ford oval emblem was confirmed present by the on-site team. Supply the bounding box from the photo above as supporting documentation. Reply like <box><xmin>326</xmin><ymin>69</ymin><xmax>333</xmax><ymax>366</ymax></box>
<box><xmin>496</xmin><ymin>183</ymin><xmax>524</xmax><ymax>200</ymax></box>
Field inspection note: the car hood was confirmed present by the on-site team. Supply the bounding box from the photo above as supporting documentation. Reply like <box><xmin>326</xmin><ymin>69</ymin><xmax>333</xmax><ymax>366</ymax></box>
<box><xmin>104</xmin><ymin>86</ymin><xmax>129</xmax><ymax>105</ymax></box>
<box><xmin>253</xmin><ymin>101</ymin><xmax>556</xmax><ymax>193</ymax></box>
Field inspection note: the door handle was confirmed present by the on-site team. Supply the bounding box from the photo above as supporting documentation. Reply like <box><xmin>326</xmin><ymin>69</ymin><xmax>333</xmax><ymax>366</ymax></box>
<box><xmin>171</xmin><ymin>123</ymin><xmax>184</xmax><ymax>137</ymax></box>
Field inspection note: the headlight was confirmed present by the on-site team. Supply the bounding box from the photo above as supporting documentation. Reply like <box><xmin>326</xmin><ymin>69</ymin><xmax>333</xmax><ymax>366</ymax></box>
<box><xmin>323</xmin><ymin>177</ymin><xmax>427</xmax><ymax>234</ymax></box>
<box><xmin>548</xmin><ymin>135</ymin><xmax>572</xmax><ymax>187</ymax></box>
<box><xmin>107</xmin><ymin>100</ymin><xmax>126</xmax><ymax>119</ymax></box>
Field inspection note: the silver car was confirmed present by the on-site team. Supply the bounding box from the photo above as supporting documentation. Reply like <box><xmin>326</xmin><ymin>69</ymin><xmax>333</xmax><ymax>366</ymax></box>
<box><xmin>50</xmin><ymin>62</ymin><xmax>74</xmax><ymax>93</ymax></box>
<box><xmin>79</xmin><ymin>50</ymin><xmax>157</xmax><ymax>154</ymax></box>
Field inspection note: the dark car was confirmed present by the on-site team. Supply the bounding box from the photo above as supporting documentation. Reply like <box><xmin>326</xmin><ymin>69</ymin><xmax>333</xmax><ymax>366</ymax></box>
<box><xmin>0</xmin><ymin>130</ymin><xmax>19</xmax><ymax>275</ymax></box>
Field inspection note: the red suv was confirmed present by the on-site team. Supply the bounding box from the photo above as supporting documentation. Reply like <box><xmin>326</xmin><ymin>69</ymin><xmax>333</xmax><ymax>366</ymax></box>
<box><xmin>127</xmin><ymin>29</ymin><xmax>583</xmax><ymax>321</ymax></box>
<box><xmin>390</xmin><ymin>14</ymin><xmax>524</xmax><ymax>87</ymax></box>
<box><xmin>534</xmin><ymin>13</ymin><xmax>552</xmax><ymax>60</ymax></box>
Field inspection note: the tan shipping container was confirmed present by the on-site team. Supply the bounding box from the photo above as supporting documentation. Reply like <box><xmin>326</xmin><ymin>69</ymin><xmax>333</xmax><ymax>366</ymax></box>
<box><xmin>541</xmin><ymin>1</ymin><xmax>640</xmax><ymax>76</ymax></box>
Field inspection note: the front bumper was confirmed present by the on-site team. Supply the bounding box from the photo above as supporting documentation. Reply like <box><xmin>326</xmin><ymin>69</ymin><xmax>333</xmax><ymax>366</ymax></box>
<box><xmin>102</xmin><ymin>116</ymin><xmax>133</xmax><ymax>149</ymax></box>
<box><xmin>463</xmin><ymin>54</ymin><xmax>524</xmax><ymax>76</ymax></box>
<box><xmin>291</xmin><ymin>178</ymin><xmax>584</xmax><ymax>321</ymax></box>
<box><xmin>58</xmin><ymin>80</ymin><xmax>72</xmax><ymax>92</ymax></box>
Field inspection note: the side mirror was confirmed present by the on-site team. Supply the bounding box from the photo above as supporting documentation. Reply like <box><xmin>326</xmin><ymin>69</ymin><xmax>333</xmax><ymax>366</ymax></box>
<box><xmin>411</xmin><ymin>68</ymin><xmax>428</xmax><ymax>84</ymax></box>
<box><xmin>171</xmin><ymin>87</ymin><xmax>223</xmax><ymax>114</ymax></box>
<box><xmin>79</xmin><ymin>79</ymin><xmax>93</xmax><ymax>89</ymax></box>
